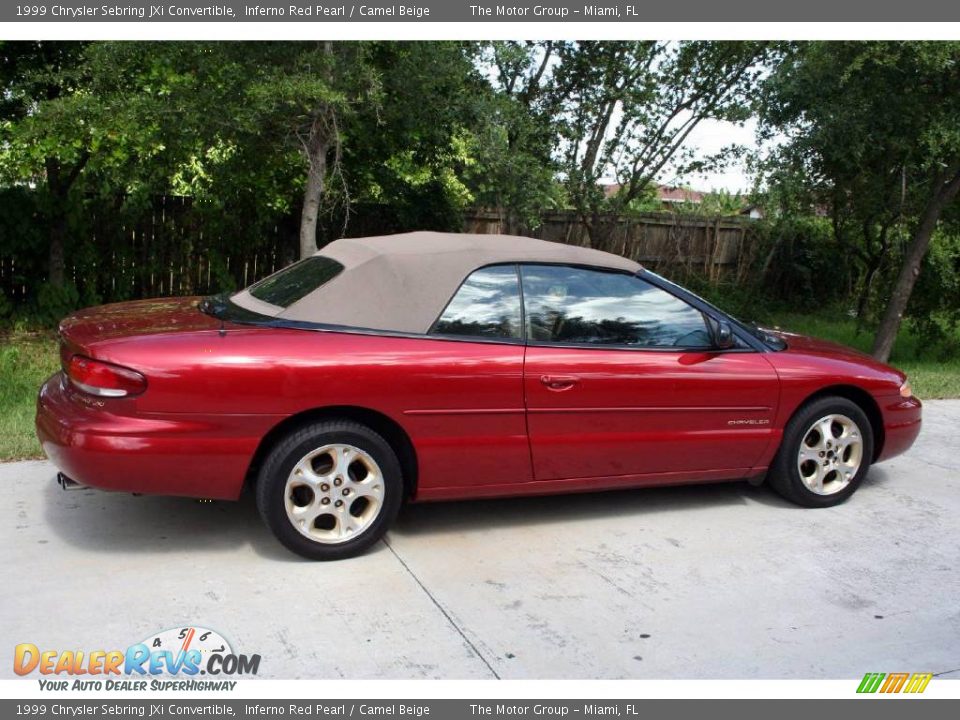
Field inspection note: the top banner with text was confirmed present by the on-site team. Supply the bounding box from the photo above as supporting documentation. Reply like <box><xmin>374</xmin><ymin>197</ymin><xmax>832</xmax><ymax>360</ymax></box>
<box><xmin>4</xmin><ymin>0</ymin><xmax>960</xmax><ymax>23</ymax></box>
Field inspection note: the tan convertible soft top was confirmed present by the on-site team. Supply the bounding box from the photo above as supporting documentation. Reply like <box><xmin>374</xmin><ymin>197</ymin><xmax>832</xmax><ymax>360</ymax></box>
<box><xmin>231</xmin><ymin>231</ymin><xmax>642</xmax><ymax>334</ymax></box>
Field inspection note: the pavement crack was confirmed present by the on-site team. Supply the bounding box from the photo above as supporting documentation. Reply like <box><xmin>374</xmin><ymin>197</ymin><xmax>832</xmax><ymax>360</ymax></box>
<box><xmin>383</xmin><ymin>538</ymin><xmax>500</xmax><ymax>679</ymax></box>
<box><xmin>933</xmin><ymin>667</ymin><xmax>960</xmax><ymax>677</ymax></box>
<box><xmin>579</xmin><ymin>560</ymin><xmax>634</xmax><ymax>598</ymax></box>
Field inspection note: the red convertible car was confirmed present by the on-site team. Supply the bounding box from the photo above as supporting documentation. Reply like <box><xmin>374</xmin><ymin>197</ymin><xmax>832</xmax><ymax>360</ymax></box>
<box><xmin>37</xmin><ymin>232</ymin><xmax>922</xmax><ymax>559</ymax></box>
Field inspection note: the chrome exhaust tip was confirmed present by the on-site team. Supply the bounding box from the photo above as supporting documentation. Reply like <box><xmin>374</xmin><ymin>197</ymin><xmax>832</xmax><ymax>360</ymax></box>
<box><xmin>57</xmin><ymin>472</ymin><xmax>85</xmax><ymax>491</ymax></box>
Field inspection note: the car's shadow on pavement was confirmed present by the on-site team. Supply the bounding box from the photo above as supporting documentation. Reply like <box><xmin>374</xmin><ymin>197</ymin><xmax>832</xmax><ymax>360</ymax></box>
<box><xmin>860</xmin><ymin>464</ymin><xmax>894</xmax><ymax>489</ymax></box>
<box><xmin>394</xmin><ymin>480</ymin><xmax>772</xmax><ymax>535</ymax></box>
<box><xmin>46</xmin><ymin>469</ymin><xmax>882</xmax><ymax>558</ymax></box>
<box><xmin>41</xmin><ymin>481</ymin><xmax>299</xmax><ymax>561</ymax></box>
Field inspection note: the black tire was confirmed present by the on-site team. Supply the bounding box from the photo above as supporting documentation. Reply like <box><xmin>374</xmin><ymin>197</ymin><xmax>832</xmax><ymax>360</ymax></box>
<box><xmin>768</xmin><ymin>396</ymin><xmax>874</xmax><ymax>508</ymax></box>
<box><xmin>256</xmin><ymin>419</ymin><xmax>404</xmax><ymax>560</ymax></box>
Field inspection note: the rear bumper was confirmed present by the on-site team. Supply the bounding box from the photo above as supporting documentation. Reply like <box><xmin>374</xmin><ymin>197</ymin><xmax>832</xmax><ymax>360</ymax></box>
<box><xmin>35</xmin><ymin>372</ymin><xmax>268</xmax><ymax>500</ymax></box>
<box><xmin>876</xmin><ymin>394</ymin><xmax>922</xmax><ymax>463</ymax></box>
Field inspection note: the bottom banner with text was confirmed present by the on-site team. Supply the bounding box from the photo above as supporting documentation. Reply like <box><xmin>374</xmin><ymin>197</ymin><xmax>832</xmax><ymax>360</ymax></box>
<box><xmin>4</xmin><ymin>699</ymin><xmax>957</xmax><ymax>720</ymax></box>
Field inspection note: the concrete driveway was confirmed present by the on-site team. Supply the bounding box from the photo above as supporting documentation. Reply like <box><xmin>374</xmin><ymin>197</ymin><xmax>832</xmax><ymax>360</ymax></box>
<box><xmin>2</xmin><ymin>400</ymin><xmax>958</xmax><ymax>680</ymax></box>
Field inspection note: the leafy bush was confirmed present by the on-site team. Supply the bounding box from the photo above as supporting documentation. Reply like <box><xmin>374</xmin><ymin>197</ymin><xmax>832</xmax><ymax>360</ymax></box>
<box><xmin>34</xmin><ymin>282</ymin><xmax>80</xmax><ymax>327</ymax></box>
<box><xmin>906</xmin><ymin>229</ymin><xmax>960</xmax><ymax>360</ymax></box>
<box><xmin>757</xmin><ymin>216</ymin><xmax>850</xmax><ymax>311</ymax></box>
<box><xmin>0</xmin><ymin>290</ymin><xmax>12</xmax><ymax>323</ymax></box>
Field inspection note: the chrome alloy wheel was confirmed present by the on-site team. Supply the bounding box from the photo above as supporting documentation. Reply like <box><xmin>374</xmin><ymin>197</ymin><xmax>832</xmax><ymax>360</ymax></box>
<box><xmin>796</xmin><ymin>413</ymin><xmax>864</xmax><ymax>495</ymax></box>
<box><xmin>284</xmin><ymin>443</ymin><xmax>385</xmax><ymax>544</ymax></box>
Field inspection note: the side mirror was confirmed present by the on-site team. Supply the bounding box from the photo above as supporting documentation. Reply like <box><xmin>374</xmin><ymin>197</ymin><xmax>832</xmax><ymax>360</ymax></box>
<box><xmin>714</xmin><ymin>320</ymin><xmax>735</xmax><ymax>350</ymax></box>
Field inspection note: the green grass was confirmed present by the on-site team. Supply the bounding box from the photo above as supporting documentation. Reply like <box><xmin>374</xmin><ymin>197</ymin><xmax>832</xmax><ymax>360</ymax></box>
<box><xmin>757</xmin><ymin>312</ymin><xmax>960</xmax><ymax>399</ymax></box>
<box><xmin>1</xmin><ymin>315</ymin><xmax>957</xmax><ymax>462</ymax></box>
<box><xmin>0</xmin><ymin>332</ymin><xmax>59</xmax><ymax>462</ymax></box>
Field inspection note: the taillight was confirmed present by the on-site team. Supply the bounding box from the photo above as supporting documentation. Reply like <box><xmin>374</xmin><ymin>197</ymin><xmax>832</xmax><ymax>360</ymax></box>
<box><xmin>67</xmin><ymin>355</ymin><xmax>147</xmax><ymax>398</ymax></box>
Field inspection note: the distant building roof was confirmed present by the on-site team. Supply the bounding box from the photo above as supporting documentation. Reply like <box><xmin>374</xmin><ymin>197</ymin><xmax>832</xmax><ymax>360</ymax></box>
<box><xmin>600</xmin><ymin>183</ymin><xmax>707</xmax><ymax>204</ymax></box>
<box><xmin>656</xmin><ymin>185</ymin><xmax>706</xmax><ymax>204</ymax></box>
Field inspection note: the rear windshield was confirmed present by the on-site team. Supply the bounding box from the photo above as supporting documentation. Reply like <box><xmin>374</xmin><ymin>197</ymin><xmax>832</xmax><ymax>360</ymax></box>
<box><xmin>246</xmin><ymin>256</ymin><xmax>344</xmax><ymax>308</ymax></box>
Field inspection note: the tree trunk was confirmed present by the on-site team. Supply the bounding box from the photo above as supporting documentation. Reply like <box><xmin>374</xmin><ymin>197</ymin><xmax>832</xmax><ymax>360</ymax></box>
<box><xmin>44</xmin><ymin>157</ymin><xmax>66</xmax><ymax>287</ymax></box>
<box><xmin>758</xmin><ymin>225</ymin><xmax>789</xmax><ymax>285</ymax></box>
<box><xmin>298</xmin><ymin>41</ymin><xmax>336</xmax><ymax>259</ymax></box>
<box><xmin>872</xmin><ymin>164</ymin><xmax>960</xmax><ymax>362</ymax></box>
<box><xmin>856</xmin><ymin>225</ymin><xmax>889</xmax><ymax>330</ymax></box>
<box><xmin>855</xmin><ymin>261</ymin><xmax>879</xmax><ymax>327</ymax></box>
<box><xmin>48</xmin><ymin>209</ymin><xmax>67</xmax><ymax>287</ymax></box>
<box><xmin>43</xmin><ymin>154</ymin><xmax>88</xmax><ymax>287</ymax></box>
<box><xmin>299</xmin><ymin>142</ymin><xmax>327</xmax><ymax>259</ymax></box>
<box><xmin>502</xmin><ymin>205</ymin><xmax>521</xmax><ymax>236</ymax></box>
<box><xmin>585</xmin><ymin>211</ymin><xmax>621</xmax><ymax>252</ymax></box>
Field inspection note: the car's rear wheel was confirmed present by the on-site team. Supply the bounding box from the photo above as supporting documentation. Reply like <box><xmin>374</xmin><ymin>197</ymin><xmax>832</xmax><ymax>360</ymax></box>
<box><xmin>768</xmin><ymin>396</ymin><xmax>874</xmax><ymax>508</ymax></box>
<box><xmin>256</xmin><ymin>420</ymin><xmax>403</xmax><ymax>560</ymax></box>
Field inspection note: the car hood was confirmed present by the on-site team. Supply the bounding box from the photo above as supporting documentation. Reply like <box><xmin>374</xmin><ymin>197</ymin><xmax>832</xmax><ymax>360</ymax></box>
<box><xmin>59</xmin><ymin>297</ymin><xmax>223</xmax><ymax>348</ymax></box>
<box><xmin>771</xmin><ymin>330</ymin><xmax>872</xmax><ymax>361</ymax></box>
<box><xmin>767</xmin><ymin>329</ymin><xmax>906</xmax><ymax>383</ymax></box>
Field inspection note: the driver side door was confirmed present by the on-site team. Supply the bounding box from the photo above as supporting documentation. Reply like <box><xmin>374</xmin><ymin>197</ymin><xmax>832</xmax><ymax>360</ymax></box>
<box><xmin>521</xmin><ymin>265</ymin><xmax>780</xmax><ymax>484</ymax></box>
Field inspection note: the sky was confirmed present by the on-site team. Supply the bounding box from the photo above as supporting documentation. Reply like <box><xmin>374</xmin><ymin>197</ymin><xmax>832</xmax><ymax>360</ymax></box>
<box><xmin>664</xmin><ymin>117</ymin><xmax>761</xmax><ymax>195</ymax></box>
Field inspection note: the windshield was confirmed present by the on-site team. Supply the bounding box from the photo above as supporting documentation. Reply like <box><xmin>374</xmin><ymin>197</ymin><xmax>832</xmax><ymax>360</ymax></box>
<box><xmin>643</xmin><ymin>270</ymin><xmax>787</xmax><ymax>351</ymax></box>
<box><xmin>737</xmin><ymin>319</ymin><xmax>788</xmax><ymax>350</ymax></box>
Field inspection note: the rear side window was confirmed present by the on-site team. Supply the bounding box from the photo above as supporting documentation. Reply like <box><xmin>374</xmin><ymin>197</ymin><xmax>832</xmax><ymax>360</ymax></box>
<box><xmin>247</xmin><ymin>256</ymin><xmax>344</xmax><ymax>308</ymax></box>
<box><xmin>520</xmin><ymin>264</ymin><xmax>711</xmax><ymax>348</ymax></box>
<box><xmin>430</xmin><ymin>265</ymin><xmax>522</xmax><ymax>340</ymax></box>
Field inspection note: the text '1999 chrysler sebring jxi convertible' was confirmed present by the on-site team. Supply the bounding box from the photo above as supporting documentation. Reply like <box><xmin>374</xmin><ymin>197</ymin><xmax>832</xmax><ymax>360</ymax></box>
<box><xmin>36</xmin><ymin>232</ymin><xmax>922</xmax><ymax>559</ymax></box>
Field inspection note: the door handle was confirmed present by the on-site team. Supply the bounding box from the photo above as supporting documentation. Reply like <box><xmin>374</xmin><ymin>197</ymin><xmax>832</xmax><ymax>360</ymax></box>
<box><xmin>540</xmin><ymin>374</ymin><xmax>579</xmax><ymax>391</ymax></box>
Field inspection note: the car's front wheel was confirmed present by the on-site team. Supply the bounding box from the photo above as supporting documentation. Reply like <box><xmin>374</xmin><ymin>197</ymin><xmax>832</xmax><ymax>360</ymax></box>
<box><xmin>256</xmin><ymin>420</ymin><xmax>404</xmax><ymax>560</ymax></box>
<box><xmin>768</xmin><ymin>396</ymin><xmax>874</xmax><ymax>508</ymax></box>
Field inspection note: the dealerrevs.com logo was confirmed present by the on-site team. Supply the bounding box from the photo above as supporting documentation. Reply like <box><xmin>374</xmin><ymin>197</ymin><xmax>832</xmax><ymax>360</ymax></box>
<box><xmin>14</xmin><ymin>626</ymin><xmax>260</xmax><ymax>691</ymax></box>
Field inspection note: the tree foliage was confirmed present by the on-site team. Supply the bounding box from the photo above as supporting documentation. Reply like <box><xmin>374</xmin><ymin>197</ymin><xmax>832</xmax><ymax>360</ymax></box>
<box><xmin>2</xmin><ymin>38</ymin><xmax>959</xmax><ymax>363</ymax></box>
<box><xmin>550</xmin><ymin>41</ymin><xmax>770</xmax><ymax>248</ymax></box>
<box><xmin>762</xmin><ymin>41</ymin><xmax>960</xmax><ymax>360</ymax></box>
<box><xmin>0</xmin><ymin>40</ymin><xmax>487</xmax><ymax>302</ymax></box>
<box><xmin>470</xmin><ymin>41</ymin><xmax>771</xmax><ymax>246</ymax></box>
<box><xmin>470</xmin><ymin>41</ymin><xmax>566</xmax><ymax>233</ymax></box>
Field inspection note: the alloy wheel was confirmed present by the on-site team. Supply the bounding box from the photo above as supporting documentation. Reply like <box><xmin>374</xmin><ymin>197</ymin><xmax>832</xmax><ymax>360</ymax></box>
<box><xmin>796</xmin><ymin>413</ymin><xmax>864</xmax><ymax>495</ymax></box>
<box><xmin>284</xmin><ymin>443</ymin><xmax>385</xmax><ymax>543</ymax></box>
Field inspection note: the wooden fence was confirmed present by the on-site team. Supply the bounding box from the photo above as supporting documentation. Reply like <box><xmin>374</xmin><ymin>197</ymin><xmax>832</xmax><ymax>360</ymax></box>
<box><xmin>0</xmin><ymin>195</ymin><xmax>759</xmax><ymax>308</ymax></box>
<box><xmin>464</xmin><ymin>209</ymin><xmax>758</xmax><ymax>284</ymax></box>
<box><xmin>0</xmin><ymin>194</ymin><xmax>301</xmax><ymax>307</ymax></box>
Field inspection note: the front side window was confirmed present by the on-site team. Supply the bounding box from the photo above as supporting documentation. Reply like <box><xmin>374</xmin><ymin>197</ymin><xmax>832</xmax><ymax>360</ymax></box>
<box><xmin>520</xmin><ymin>265</ymin><xmax>711</xmax><ymax>348</ymax></box>
<box><xmin>430</xmin><ymin>265</ymin><xmax>522</xmax><ymax>339</ymax></box>
<box><xmin>247</xmin><ymin>256</ymin><xmax>344</xmax><ymax>308</ymax></box>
